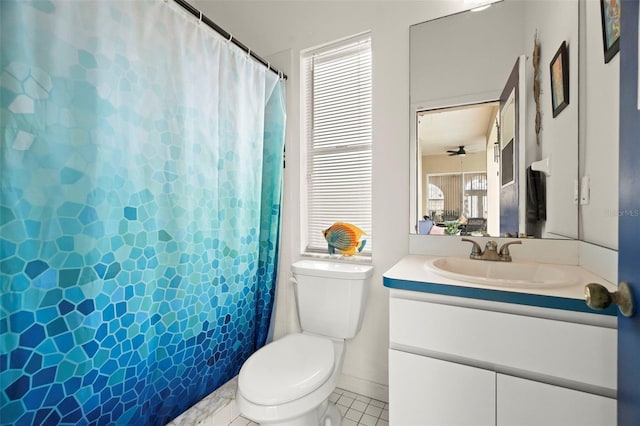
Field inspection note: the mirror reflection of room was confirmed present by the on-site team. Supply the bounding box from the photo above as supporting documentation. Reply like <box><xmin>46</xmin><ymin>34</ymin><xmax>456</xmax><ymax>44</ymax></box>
<box><xmin>417</xmin><ymin>103</ymin><xmax>498</xmax><ymax>237</ymax></box>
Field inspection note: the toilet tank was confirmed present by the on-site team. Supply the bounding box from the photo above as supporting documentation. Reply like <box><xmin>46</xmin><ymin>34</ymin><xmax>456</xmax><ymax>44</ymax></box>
<box><xmin>291</xmin><ymin>260</ymin><xmax>373</xmax><ymax>339</ymax></box>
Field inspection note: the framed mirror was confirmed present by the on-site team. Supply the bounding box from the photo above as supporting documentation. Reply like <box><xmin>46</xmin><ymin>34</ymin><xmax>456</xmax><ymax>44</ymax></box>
<box><xmin>410</xmin><ymin>0</ymin><xmax>579</xmax><ymax>239</ymax></box>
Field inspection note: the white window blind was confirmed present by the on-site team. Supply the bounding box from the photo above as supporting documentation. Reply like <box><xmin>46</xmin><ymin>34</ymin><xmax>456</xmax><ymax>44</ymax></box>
<box><xmin>302</xmin><ymin>34</ymin><xmax>372</xmax><ymax>254</ymax></box>
<box><xmin>427</xmin><ymin>172</ymin><xmax>488</xmax><ymax>220</ymax></box>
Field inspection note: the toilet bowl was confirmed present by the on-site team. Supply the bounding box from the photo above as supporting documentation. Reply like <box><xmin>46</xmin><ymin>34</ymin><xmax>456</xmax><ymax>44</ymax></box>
<box><xmin>236</xmin><ymin>332</ymin><xmax>344</xmax><ymax>425</ymax></box>
<box><xmin>235</xmin><ymin>260</ymin><xmax>373</xmax><ymax>426</ymax></box>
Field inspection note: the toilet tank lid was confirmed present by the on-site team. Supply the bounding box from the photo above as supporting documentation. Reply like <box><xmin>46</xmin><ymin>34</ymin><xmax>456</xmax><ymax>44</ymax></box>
<box><xmin>291</xmin><ymin>260</ymin><xmax>373</xmax><ymax>279</ymax></box>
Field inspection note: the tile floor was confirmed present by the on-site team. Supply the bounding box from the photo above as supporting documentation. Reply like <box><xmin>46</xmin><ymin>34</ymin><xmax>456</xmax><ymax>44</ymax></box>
<box><xmin>167</xmin><ymin>376</ymin><xmax>389</xmax><ymax>426</ymax></box>
<box><xmin>329</xmin><ymin>388</ymin><xmax>389</xmax><ymax>426</ymax></box>
<box><xmin>225</xmin><ymin>387</ymin><xmax>389</xmax><ymax>426</ymax></box>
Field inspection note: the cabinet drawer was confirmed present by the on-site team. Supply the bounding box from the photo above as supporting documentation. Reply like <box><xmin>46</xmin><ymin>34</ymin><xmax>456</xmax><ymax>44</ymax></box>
<box><xmin>390</xmin><ymin>298</ymin><xmax>616</xmax><ymax>390</ymax></box>
<box><xmin>497</xmin><ymin>374</ymin><xmax>616</xmax><ymax>426</ymax></box>
<box><xmin>389</xmin><ymin>349</ymin><xmax>495</xmax><ymax>426</ymax></box>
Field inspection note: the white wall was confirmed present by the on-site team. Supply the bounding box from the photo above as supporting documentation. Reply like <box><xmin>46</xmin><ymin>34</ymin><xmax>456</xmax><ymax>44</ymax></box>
<box><xmin>579</xmin><ymin>0</ymin><xmax>619</xmax><ymax>249</ymax></box>
<box><xmin>521</xmin><ymin>0</ymin><xmax>580</xmax><ymax>239</ymax></box>
<box><xmin>409</xmin><ymin>1</ymin><xmax>523</xmax><ymax>106</ymax></box>
<box><xmin>192</xmin><ymin>0</ymin><xmax>479</xmax><ymax>399</ymax></box>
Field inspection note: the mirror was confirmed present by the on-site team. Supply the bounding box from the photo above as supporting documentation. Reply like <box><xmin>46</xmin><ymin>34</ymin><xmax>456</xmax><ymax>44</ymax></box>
<box><xmin>410</xmin><ymin>0</ymin><xmax>579</xmax><ymax>239</ymax></box>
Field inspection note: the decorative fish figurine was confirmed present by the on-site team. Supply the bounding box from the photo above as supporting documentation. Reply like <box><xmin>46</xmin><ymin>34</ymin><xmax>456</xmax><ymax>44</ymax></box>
<box><xmin>322</xmin><ymin>222</ymin><xmax>367</xmax><ymax>256</ymax></box>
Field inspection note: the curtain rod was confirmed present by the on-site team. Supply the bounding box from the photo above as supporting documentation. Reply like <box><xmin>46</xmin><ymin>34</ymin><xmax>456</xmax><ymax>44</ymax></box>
<box><xmin>172</xmin><ymin>0</ymin><xmax>288</xmax><ymax>80</ymax></box>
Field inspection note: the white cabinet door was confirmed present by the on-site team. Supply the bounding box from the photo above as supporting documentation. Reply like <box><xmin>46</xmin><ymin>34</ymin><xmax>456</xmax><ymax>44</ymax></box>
<box><xmin>497</xmin><ymin>374</ymin><xmax>616</xmax><ymax>426</ymax></box>
<box><xmin>390</xmin><ymin>298</ymin><xmax>617</xmax><ymax>391</ymax></box>
<box><xmin>389</xmin><ymin>349</ymin><xmax>496</xmax><ymax>426</ymax></box>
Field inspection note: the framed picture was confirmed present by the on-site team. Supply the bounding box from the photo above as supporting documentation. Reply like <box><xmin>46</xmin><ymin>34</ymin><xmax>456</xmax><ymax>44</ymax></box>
<box><xmin>600</xmin><ymin>0</ymin><xmax>621</xmax><ymax>63</ymax></box>
<box><xmin>549</xmin><ymin>41</ymin><xmax>569</xmax><ymax>118</ymax></box>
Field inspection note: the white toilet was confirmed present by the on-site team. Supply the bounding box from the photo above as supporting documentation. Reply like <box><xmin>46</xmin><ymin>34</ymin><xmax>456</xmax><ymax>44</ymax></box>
<box><xmin>236</xmin><ymin>259</ymin><xmax>373</xmax><ymax>426</ymax></box>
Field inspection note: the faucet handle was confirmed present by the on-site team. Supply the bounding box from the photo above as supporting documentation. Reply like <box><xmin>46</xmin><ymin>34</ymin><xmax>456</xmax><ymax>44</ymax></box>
<box><xmin>499</xmin><ymin>240</ymin><xmax>522</xmax><ymax>258</ymax></box>
<box><xmin>484</xmin><ymin>240</ymin><xmax>498</xmax><ymax>252</ymax></box>
<box><xmin>461</xmin><ymin>238</ymin><xmax>483</xmax><ymax>257</ymax></box>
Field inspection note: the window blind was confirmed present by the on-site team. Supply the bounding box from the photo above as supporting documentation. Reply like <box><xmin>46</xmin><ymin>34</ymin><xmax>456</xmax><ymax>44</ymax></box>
<box><xmin>428</xmin><ymin>174</ymin><xmax>462</xmax><ymax>219</ymax></box>
<box><xmin>302</xmin><ymin>34</ymin><xmax>372</xmax><ymax>254</ymax></box>
<box><xmin>427</xmin><ymin>172</ymin><xmax>488</xmax><ymax>220</ymax></box>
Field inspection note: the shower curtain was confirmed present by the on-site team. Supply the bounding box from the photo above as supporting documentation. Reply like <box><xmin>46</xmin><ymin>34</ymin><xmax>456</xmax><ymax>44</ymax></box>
<box><xmin>0</xmin><ymin>1</ymin><xmax>285</xmax><ymax>424</ymax></box>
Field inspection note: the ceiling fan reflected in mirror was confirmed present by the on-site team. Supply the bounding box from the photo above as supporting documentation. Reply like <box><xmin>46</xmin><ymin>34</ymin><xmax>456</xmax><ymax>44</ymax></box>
<box><xmin>447</xmin><ymin>146</ymin><xmax>466</xmax><ymax>156</ymax></box>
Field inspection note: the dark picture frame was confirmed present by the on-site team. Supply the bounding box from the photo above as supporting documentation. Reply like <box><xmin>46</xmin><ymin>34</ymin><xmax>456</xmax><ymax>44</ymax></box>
<box><xmin>549</xmin><ymin>41</ymin><xmax>569</xmax><ymax>118</ymax></box>
<box><xmin>600</xmin><ymin>0</ymin><xmax>621</xmax><ymax>63</ymax></box>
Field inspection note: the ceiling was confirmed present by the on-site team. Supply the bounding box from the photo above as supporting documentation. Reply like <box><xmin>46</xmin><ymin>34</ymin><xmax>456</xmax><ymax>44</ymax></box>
<box><xmin>417</xmin><ymin>102</ymin><xmax>499</xmax><ymax>156</ymax></box>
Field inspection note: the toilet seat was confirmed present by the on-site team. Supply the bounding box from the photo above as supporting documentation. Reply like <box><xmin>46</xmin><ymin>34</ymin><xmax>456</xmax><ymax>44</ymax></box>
<box><xmin>238</xmin><ymin>333</ymin><xmax>335</xmax><ymax>406</ymax></box>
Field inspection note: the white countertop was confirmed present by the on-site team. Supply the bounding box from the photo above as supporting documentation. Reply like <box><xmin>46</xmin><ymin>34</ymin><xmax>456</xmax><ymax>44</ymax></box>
<box><xmin>384</xmin><ymin>255</ymin><xmax>619</xmax><ymax>326</ymax></box>
<box><xmin>383</xmin><ymin>254</ymin><xmax>618</xmax><ymax>300</ymax></box>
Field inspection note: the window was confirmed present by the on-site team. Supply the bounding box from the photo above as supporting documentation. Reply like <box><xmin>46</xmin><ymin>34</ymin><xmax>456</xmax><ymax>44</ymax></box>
<box><xmin>427</xmin><ymin>172</ymin><xmax>487</xmax><ymax>220</ymax></box>
<box><xmin>302</xmin><ymin>34</ymin><xmax>372</xmax><ymax>254</ymax></box>
<box><xmin>463</xmin><ymin>173</ymin><xmax>488</xmax><ymax>218</ymax></box>
<box><xmin>427</xmin><ymin>183</ymin><xmax>445</xmax><ymax>215</ymax></box>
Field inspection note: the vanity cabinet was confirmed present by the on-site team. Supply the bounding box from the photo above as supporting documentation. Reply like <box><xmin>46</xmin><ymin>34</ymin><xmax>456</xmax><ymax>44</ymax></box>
<box><xmin>390</xmin><ymin>349</ymin><xmax>495</xmax><ymax>425</ymax></box>
<box><xmin>388</xmin><ymin>295</ymin><xmax>617</xmax><ymax>426</ymax></box>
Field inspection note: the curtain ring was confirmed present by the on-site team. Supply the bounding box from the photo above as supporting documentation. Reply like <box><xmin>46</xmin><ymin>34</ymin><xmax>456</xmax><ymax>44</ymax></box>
<box><xmin>267</xmin><ymin>62</ymin><xmax>271</xmax><ymax>71</ymax></box>
<box><xmin>247</xmin><ymin>49</ymin><xmax>251</xmax><ymax>59</ymax></box>
<box><xmin>227</xmin><ymin>34</ymin><xmax>233</xmax><ymax>43</ymax></box>
<box><xmin>198</xmin><ymin>11</ymin><xmax>202</xmax><ymax>24</ymax></box>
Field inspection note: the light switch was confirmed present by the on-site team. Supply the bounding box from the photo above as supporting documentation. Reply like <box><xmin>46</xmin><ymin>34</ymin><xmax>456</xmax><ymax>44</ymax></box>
<box><xmin>580</xmin><ymin>176</ymin><xmax>590</xmax><ymax>205</ymax></box>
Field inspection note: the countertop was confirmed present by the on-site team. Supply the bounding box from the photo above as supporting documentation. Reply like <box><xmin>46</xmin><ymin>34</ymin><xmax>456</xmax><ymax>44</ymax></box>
<box><xmin>383</xmin><ymin>255</ymin><xmax>619</xmax><ymax>318</ymax></box>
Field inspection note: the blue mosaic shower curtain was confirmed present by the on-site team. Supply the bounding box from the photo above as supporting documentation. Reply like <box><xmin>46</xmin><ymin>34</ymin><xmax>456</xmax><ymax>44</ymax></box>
<box><xmin>0</xmin><ymin>1</ymin><xmax>286</xmax><ymax>424</ymax></box>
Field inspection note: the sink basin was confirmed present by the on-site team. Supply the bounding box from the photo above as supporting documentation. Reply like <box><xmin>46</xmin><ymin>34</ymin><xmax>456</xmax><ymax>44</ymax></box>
<box><xmin>425</xmin><ymin>257</ymin><xmax>577</xmax><ymax>289</ymax></box>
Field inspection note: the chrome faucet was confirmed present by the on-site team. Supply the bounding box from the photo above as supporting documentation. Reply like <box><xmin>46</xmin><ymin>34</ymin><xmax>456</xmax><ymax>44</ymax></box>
<box><xmin>461</xmin><ymin>238</ymin><xmax>522</xmax><ymax>262</ymax></box>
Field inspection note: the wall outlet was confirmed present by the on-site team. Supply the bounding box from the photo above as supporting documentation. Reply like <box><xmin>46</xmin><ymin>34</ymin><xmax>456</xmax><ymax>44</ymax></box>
<box><xmin>580</xmin><ymin>176</ymin><xmax>590</xmax><ymax>205</ymax></box>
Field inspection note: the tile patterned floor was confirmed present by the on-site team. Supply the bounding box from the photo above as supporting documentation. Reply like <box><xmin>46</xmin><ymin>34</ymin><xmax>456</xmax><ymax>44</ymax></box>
<box><xmin>329</xmin><ymin>388</ymin><xmax>389</xmax><ymax>426</ymax></box>
<box><xmin>225</xmin><ymin>387</ymin><xmax>389</xmax><ymax>426</ymax></box>
<box><xmin>167</xmin><ymin>377</ymin><xmax>389</xmax><ymax>426</ymax></box>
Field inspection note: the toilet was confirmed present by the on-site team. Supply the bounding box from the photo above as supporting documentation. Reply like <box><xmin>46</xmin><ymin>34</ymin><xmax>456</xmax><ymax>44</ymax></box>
<box><xmin>236</xmin><ymin>259</ymin><xmax>373</xmax><ymax>426</ymax></box>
